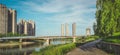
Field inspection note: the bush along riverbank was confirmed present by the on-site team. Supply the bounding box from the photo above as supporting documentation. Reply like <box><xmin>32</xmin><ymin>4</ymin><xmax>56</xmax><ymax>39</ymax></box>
<box><xmin>32</xmin><ymin>43</ymin><xmax>76</xmax><ymax>55</ymax></box>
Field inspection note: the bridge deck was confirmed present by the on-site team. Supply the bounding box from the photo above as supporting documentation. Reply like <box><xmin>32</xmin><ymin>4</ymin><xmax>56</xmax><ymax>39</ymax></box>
<box><xmin>0</xmin><ymin>36</ymin><xmax>78</xmax><ymax>40</ymax></box>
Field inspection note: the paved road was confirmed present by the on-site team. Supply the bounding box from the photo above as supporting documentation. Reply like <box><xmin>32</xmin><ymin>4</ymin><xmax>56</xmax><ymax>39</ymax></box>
<box><xmin>67</xmin><ymin>39</ymin><xmax>109</xmax><ymax>55</ymax></box>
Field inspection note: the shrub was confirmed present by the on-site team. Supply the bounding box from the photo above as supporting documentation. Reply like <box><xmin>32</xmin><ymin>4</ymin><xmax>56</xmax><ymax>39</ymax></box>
<box><xmin>103</xmin><ymin>32</ymin><xmax>120</xmax><ymax>44</ymax></box>
<box><xmin>32</xmin><ymin>43</ymin><xmax>76</xmax><ymax>55</ymax></box>
<box><xmin>112</xmin><ymin>32</ymin><xmax>120</xmax><ymax>36</ymax></box>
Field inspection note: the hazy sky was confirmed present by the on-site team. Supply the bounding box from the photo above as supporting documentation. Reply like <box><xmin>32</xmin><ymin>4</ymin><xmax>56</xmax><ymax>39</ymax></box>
<box><xmin>0</xmin><ymin>0</ymin><xmax>96</xmax><ymax>36</ymax></box>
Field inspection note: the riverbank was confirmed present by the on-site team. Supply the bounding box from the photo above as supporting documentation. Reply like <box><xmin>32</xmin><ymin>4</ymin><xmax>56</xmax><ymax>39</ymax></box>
<box><xmin>31</xmin><ymin>36</ymin><xmax>100</xmax><ymax>55</ymax></box>
<box><xmin>32</xmin><ymin>43</ymin><xmax>76</xmax><ymax>55</ymax></box>
<box><xmin>0</xmin><ymin>42</ymin><xmax>35</xmax><ymax>47</ymax></box>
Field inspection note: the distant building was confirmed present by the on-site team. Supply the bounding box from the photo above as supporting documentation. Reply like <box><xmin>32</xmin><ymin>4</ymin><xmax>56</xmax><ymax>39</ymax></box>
<box><xmin>72</xmin><ymin>23</ymin><xmax>76</xmax><ymax>37</ymax></box>
<box><xmin>61</xmin><ymin>24</ymin><xmax>64</xmax><ymax>36</ymax></box>
<box><xmin>17</xmin><ymin>19</ymin><xmax>25</xmax><ymax>35</ymax></box>
<box><xmin>0</xmin><ymin>4</ymin><xmax>17</xmax><ymax>34</ymax></box>
<box><xmin>65</xmin><ymin>23</ymin><xmax>69</xmax><ymax>36</ymax></box>
<box><xmin>17</xmin><ymin>19</ymin><xmax>35</xmax><ymax>36</ymax></box>
<box><xmin>86</xmin><ymin>28</ymin><xmax>91</xmax><ymax>36</ymax></box>
<box><xmin>61</xmin><ymin>23</ymin><xmax>69</xmax><ymax>37</ymax></box>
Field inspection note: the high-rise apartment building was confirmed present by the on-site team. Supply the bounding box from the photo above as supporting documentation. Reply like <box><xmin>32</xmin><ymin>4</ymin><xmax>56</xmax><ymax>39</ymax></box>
<box><xmin>17</xmin><ymin>19</ymin><xmax>35</xmax><ymax>36</ymax></box>
<box><xmin>72</xmin><ymin>23</ymin><xmax>76</xmax><ymax>37</ymax></box>
<box><xmin>17</xmin><ymin>19</ymin><xmax>25</xmax><ymax>35</ymax></box>
<box><xmin>8</xmin><ymin>9</ymin><xmax>17</xmax><ymax>34</ymax></box>
<box><xmin>65</xmin><ymin>23</ymin><xmax>69</xmax><ymax>36</ymax></box>
<box><xmin>61</xmin><ymin>23</ymin><xmax>76</xmax><ymax>37</ymax></box>
<box><xmin>86</xmin><ymin>28</ymin><xmax>91</xmax><ymax>36</ymax></box>
<box><xmin>61</xmin><ymin>24</ymin><xmax>64</xmax><ymax>36</ymax></box>
<box><xmin>0</xmin><ymin>4</ymin><xmax>17</xmax><ymax>34</ymax></box>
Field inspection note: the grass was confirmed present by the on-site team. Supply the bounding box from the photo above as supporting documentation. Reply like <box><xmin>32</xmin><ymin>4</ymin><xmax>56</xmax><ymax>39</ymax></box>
<box><xmin>32</xmin><ymin>43</ymin><xmax>76</xmax><ymax>55</ymax></box>
<box><xmin>103</xmin><ymin>36</ymin><xmax>120</xmax><ymax>44</ymax></box>
<box><xmin>84</xmin><ymin>36</ymin><xmax>100</xmax><ymax>42</ymax></box>
<box><xmin>103</xmin><ymin>32</ymin><xmax>120</xmax><ymax>44</ymax></box>
<box><xmin>112</xmin><ymin>32</ymin><xmax>120</xmax><ymax>36</ymax></box>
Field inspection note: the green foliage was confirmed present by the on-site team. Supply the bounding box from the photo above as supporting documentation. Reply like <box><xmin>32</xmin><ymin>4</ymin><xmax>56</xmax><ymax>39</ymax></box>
<box><xmin>95</xmin><ymin>0</ymin><xmax>120</xmax><ymax>36</ymax></box>
<box><xmin>84</xmin><ymin>36</ymin><xmax>100</xmax><ymax>42</ymax></box>
<box><xmin>103</xmin><ymin>32</ymin><xmax>120</xmax><ymax>44</ymax></box>
<box><xmin>32</xmin><ymin>43</ymin><xmax>76</xmax><ymax>55</ymax></box>
<box><xmin>104</xmin><ymin>38</ymin><xmax>120</xmax><ymax>44</ymax></box>
<box><xmin>93</xmin><ymin>23</ymin><xmax>97</xmax><ymax>35</ymax></box>
<box><xmin>103</xmin><ymin>36</ymin><xmax>120</xmax><ymax>44</ymax></box>
<box><xmin>112</xmin><ymin>32</ymin><xmax>120</xmax><ymax>36</ymax></box>
<box><xmin>0</xmin><ymin>34</ymin><xmax>2</xmax><ymax>37</ymax></box>
<box><xmin>0</xmin><ymin>32</ymin><xmax>26</xmax><ymax>38</ymax></box>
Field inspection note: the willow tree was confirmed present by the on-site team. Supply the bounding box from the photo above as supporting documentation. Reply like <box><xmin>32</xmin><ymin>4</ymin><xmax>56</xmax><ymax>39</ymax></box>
<box><xmin>95</xmin><ymin>0</ymin><xmax>120</xmax><ymax>36</ymax></box>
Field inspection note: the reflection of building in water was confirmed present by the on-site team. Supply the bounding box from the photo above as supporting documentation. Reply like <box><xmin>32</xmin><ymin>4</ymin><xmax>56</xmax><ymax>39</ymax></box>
<box><xmin>17</xmin><ymin>19</ymin><xmax>35</xmax><ymax>36</ymax></box>
<box><xmin>0</xmin><ymin>43</ymin><xmax>43</xmax><ymax>55</ymax></box>
<box><xmin>86</xmin><ymin>28</ymin><xmax>91</xmax><ymax>36</ymax></box>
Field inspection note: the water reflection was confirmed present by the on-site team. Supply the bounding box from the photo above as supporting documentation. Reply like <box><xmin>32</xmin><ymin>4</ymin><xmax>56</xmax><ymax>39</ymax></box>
<box><xmin>0</xmin><ymin>43</ymin><xmax>43</xmax><ymax>55</ymax></box>
<box><xmin>0</xmin><ymin>40</ymin><xmax>71</xmax><ymax>55</ymax></box>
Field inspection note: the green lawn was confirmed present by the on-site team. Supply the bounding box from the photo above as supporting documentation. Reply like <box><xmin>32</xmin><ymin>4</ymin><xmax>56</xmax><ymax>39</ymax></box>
<box><xmin>103</xmin><ymin>32</ymin><xmax>120</xmax><ymax>44</ymax></box>
<box><xmin>103</xmin><ymin>36</ymin><xmax>120</xmax><ymax>44</ymax></box>
<box><xmin>84</xmin><ymin>36</ymin><xmax>100</xmax><ymax>42</ymax></box>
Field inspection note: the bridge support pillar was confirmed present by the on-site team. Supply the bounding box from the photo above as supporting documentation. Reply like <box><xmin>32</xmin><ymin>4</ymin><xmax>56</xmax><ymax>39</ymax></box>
<box><xmin>24</xmin><ymin>52</ymin><xmax>27</xmax><ymax>55</ymax></box>
<box><xmin>73</xmin><ymin>37</ymin><xmax>76</xmax><ymax>43</ymax></box>
<box><xmin>46</xmin><ymin>38</ymin><xmax>50</xmax><ymax>45</ymax></box>
<box><xmin>19</xmin><ymin>44</ymin><xmax>22</xmax><ymax>50</ymax></box>
<box><xmin>19</xmin><ymin>39</ymin><xmax>22</xmax><ymax>43</ymax></box>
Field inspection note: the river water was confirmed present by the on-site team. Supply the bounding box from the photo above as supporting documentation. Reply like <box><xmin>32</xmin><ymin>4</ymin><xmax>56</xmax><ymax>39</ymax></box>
<box><xmin>0</xmin><ymin>40</ymin><xmax>72</xmax><ymax>55</ymax></box>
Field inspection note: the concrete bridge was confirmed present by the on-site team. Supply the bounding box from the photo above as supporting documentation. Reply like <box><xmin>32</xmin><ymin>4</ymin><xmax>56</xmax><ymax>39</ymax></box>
<box><xmin>0</xmin><ymin>36</ymin><xmax>80</xmax><ymax>45</ymax></box>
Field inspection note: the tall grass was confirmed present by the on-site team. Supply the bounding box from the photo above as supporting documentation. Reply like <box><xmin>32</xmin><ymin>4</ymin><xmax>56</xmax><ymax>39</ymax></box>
<box><xmin>103</xmin><ymin>32</ymin><xmax>120</xmax><ymax>44</ymax></box>
<box><xmin>32</xmin><ymin>43</ymin><xmax>76</xmax><ymax>55</ymax></box>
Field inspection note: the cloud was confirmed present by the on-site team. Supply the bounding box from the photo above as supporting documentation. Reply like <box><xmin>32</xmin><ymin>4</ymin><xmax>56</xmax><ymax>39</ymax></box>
<box><xmin>18</xmin><ymin>0</ymin><xmax>97</xmax><ymax>36</ymax></box>
<box><xmin>20</xmin><ymin>0</ymin><xmax>96</xmax><ymax>13</ymax></box>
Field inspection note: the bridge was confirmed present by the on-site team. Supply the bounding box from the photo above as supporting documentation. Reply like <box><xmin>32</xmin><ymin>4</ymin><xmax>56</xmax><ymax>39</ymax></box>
<box><xmin>0</xmin><ymin>36</ymin><xmax>80</xmax><ymax>45</ymax></box>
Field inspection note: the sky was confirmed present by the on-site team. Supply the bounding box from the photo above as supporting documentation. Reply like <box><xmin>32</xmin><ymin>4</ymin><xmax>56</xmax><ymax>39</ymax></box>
<box><xmin>0</xmin><ymin>0</ymin><xmax>97</xmax><ymax>36</ymax></box>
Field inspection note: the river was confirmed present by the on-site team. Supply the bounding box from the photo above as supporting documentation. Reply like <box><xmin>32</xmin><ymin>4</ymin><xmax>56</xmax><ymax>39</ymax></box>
<box><xmin>0</xmin><ymin>40</ymin><xmax>72</xmax><ymax>55</ymax></box>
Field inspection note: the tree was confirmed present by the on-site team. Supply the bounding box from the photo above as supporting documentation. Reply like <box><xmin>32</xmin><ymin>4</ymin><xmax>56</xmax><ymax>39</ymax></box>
<box><xmin>93</xmin><ymin>22</ymin><xmax>97</xmax><ymax>35</ymax></box>
<box><xmin>0</xmin><ymin>32</ymin><xmax>27</xmax><ymax>38</ymax></box>
<box><xmin>95</xmin><ymin>0</ymin><xmax>120</xmax><ymax>36</ymax></box>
